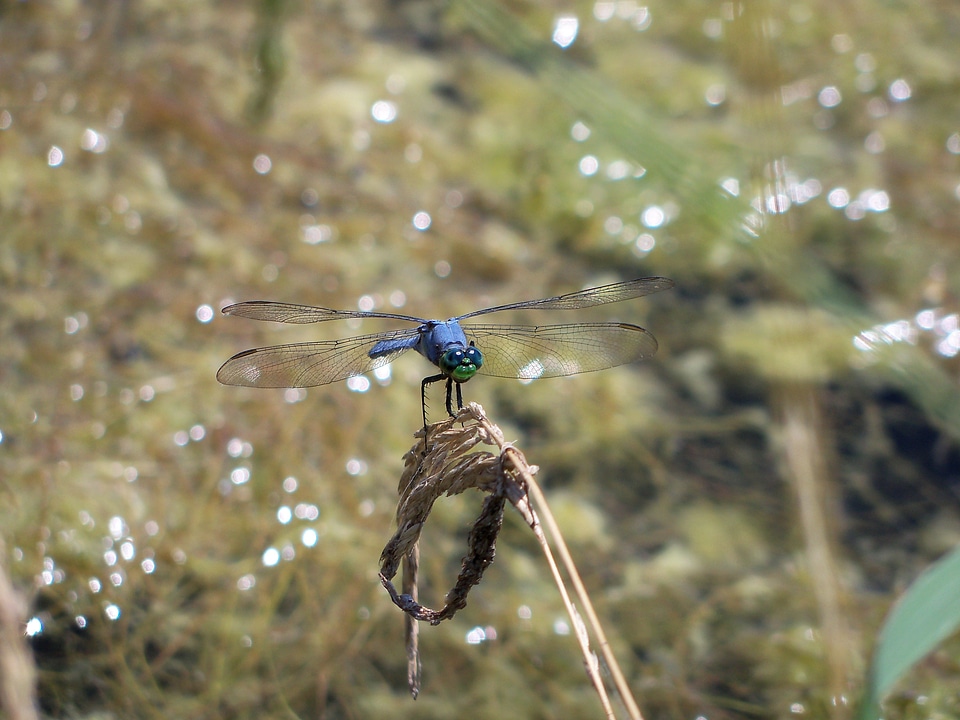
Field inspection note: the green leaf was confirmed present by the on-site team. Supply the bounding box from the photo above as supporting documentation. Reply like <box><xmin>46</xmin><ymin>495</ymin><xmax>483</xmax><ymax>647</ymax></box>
<box><xmin>859</xmin><ymin>543</ymin><xmax>960</xmax><ymax>719</ymax></box>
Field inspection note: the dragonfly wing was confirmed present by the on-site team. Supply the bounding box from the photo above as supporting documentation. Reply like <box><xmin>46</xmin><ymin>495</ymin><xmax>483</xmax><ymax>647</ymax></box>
<box><xmin>463</xmin><ymin>323</ymin><xmax>659</xmax><ymax>379</ymax></box>
<box><xmin>222</xmin><ymin>301</ymin><xmax>427</xmax><ymax>324</ymax></box>
<box><xmin>455</xmin><ymin>276</ymin><xmax>673</xmax><ymax>319</ymax></box>
<box><xmin>217</xmin><ymin>328</ymin><xmax>418</xmax><ymax>388</ymax></box>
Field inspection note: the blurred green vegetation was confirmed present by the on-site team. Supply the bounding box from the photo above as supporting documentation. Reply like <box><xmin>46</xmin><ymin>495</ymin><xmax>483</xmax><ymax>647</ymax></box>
<box><xmin>2</xmin><ymin>1</ymin><xmax>960</xmax><ymax>718</ymax></box>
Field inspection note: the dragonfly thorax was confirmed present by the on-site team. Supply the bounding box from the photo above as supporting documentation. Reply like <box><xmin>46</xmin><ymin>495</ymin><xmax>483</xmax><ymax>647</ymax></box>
<box><xmin>439</xmin><ymin>345</ymin><xmax>483</xmax><ymax>383</ymax></box>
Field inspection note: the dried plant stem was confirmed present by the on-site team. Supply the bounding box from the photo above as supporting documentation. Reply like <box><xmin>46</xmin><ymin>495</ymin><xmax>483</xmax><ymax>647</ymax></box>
<box><xmin>379</xmin><ymin>403</ymin><xmax>644</xmax><ymax>719</ymax></box>
<box><xmin>0</xmin><ymin>539</ymin><xmax>40</xmax><ymax>720</ymax></box>
<box><xmin>506</xmin><ymin>450</ymin><xmax>644</xmax><ymax>720</ymax></box>
<box><xmin>777</xmin><ymin>384</ymin><xmax>851</xmax><ymax>714</ymax></box>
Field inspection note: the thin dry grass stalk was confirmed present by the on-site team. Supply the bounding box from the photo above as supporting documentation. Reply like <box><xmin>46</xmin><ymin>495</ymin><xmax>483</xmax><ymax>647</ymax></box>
<box><xmin>378</xmin><ymin>403</ymin><xmax>644</xmax><ymax>719</ymax></box>
<box><xmin>0</xmin><ymin>538</ymin><xmax>40</xmax><ymax>720</ymax></box>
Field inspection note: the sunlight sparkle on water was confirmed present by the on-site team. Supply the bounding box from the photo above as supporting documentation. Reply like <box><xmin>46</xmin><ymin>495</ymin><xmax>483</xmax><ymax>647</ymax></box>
<box><xmin>605</xmin><ymin>159</ymin><xmax>631</xmax><ymax>180</ymax></box>
<box><xmin>593</xmin><ymin>2</ymin><xmax>614</xmax><ymax>21</ymax></box>
<box><xmin>578</xmin><ymin>155</ymin><xmax>599</xmax><ymax>176</ymax></box>
<box><xmin>302</xmin><ymin>223</ymin><xmax>333</xmax><ymax>244</ymax></box>
<box><xmin>518</xmin><ymin>359</ymin><xmax>546</xmax><ymax>381</ymax></box>
<box><xmin>252</xmin><ymin>154</ymin><xmax>271</xmax><ymax>174</ymax></box>
<box><xmin>196</xmin><ymin>304</ymin><xmax>214</xmax><ymax>323</ymax></box>
<box><xmin>412</xmin><ymin>211</ymin><xmax>431</xmax><ymax>230</ymax></box>
<box><xmin>227</xmin><ymin>438</ymin><xmax>253</xmax><ymax>458</ymax></box>
<box><xmin>865</xmin><ymin>131</ymin><xmax>885</xmax><ymax>154</ymax></box>
<box><xmin>302</xmin><ymin>528</ymin><xmax>318</xmax><ymax>547</ymax></box>
<box><xmin>889</xmin><ymin>79</ymin><xmax>911</xmax><ymax>102</ymax></box>
<box><xmin>284</xmin><ymin>388</ymin><xmax>307</xmax><ymax>403</ymax></box>
<box><xmin>65</xmin><ymin>312</ymin><xmax>88</xmax><ymax>333</ymax></box>
<box><xmin>444</xmin><ymin>190</ymin><xmax>463</xmax><ymax>208</ymax></box>
<box><xmin>346</xmin><ymin>376</ymin><xmax>371</xmax><ymax>393</ymax></box>
<box><xmin>346</xmin><ymin>458</ymin><xmax>368</xmax><ymax>476</ymax></box>
<box><xmin>371</xmin><ymin>100</ymin><xmax>397</xmax><ymax>123</ymax></box>
<box><xmin>48</xmin><ymin>146</ymin><xmax>64</xmax><ymax>167</ymax></box>
<box><xmin>703</xmin><ymin>17</ymin><xmax>722</xmax><ymax>39</ymax></box>
<box><xmin>466</xmin><ymin>628</ymin><xmax>483</xmax><ymax>645</ymax></box>
<box><xmin>238</xmin><ymin>574</ymin><xmax>256</xmax><ymax>591</ymax></box>
<box><xmin>827</xmin><ymin>187</ymin><xmax>850</xmax><ymax>208</ymax></box>
<box><xmin>277</xmin><ymin>506</ymin><xmax>293</xmax><ymax>524</ymax></box>
<box><xmin>295</xmin><ymin>503</ymin><xmax>319</xmax><ymax>520</ymax></box>
<box><xmin>120</xmin><ymin>541</ymin><xmax>135</xmax><ymax>561</ymax></box>
<box><xmin>705</xmin><ymin>83</ymin><xmax>726</xmax><ymax>106</ymax></box>
<box><xmin>641</xmin><ymin>205</ymin><xmax>665</xmax><ymax>228</ymax></box>
<box><xmin>104</xmin><ymin>604</ymin><xmax>121</xmax><ymax>621</ymax></box>
<box><xmin>80</xmin><ymin>128</ymin><xmax>109</xmax><ymax>153</ymax></box>
<box><xmin>262</xmin><ymin>547</ymin><xmax>280</xmax><ymax>567</ymax></box>
<box><xmin>818</xmin><ymin>86</ymin><xmax>842</xmax><ymax>108</ymax></box>
<box><xmin>388</xmin><ymin>290</ymin><xmax>407</xmax><ymax>308</ymax></box>
<box><xmin>848</xmin><ymin>310</ymin><xmax>960</xmax><ymax>360</ymax></box>
<box><xmin>552</xmin><ymin>16</ymin><xmax>579</xmax><ymax>48</ymax></box>
<box><xmin>26</xmin><ymin>617</ymin><xmax>43</xmax><ymax>637</ymax></box>
<box><xmin>720</xmin><ymin>177</ymin><xmax>740</xmax><ymax>196</ymax></box>
<box><xmin>635</xmin><ymin>233</ymin><xmax>656</xmax><ymax>255</ymax></box>
<box><xmin>604</xmin><ymin>216</ymin><xmax>624</xmax><ymax>235</ymax></box>
<box><xmin>109</xmin><ymin>516</ymin><xmax>125</xmax><ymax>540</ymax></box>
<box><xmin>283</xmin><ymin>476</ymin><xmax>298</xmax><ymax>493</ymax></box>
<box><xmin>632</xmin><ymin>7</ymin><xmax>651</xmax><ymax>30</ymax></box>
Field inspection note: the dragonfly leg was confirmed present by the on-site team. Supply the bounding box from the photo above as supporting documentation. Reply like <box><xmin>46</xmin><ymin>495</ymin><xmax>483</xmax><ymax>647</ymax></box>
<box><xmin>420</xmin><ymin>373</ymin><xmax>446</xmax><ymax>429</ymax></box>
<box><xmin>444</xmin><ymin>378</ymin><xmax>454</xmax><ymax>417</ymax></box>
<box><xmin>443</xmin><ymin>377</ymin><xmax>464</xmax><ymax>418</ymax></box>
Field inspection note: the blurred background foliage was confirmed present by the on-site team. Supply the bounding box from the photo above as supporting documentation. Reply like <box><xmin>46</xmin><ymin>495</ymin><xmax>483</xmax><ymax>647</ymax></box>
<box><xmin>2</xmin><ymin>0</ymin><xmax>960</xmax><ymax>718</ymax></box>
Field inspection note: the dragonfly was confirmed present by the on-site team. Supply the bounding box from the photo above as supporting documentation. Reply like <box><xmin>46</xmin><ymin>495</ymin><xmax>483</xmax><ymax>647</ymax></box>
<box><xmin>217</xmin><ymin>276</ymin><xmax>674</xmax><ymax>428</ymax></box>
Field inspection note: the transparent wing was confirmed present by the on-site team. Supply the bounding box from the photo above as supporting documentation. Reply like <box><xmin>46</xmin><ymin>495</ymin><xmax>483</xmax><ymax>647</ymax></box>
<box><xmin>216</xmin><ymin>327</ymin><xmax>420</xmax><ymax>388</ymax></box>
<box><xmin>222</xmin><ymin>301</ymin><xmax>427</xmax><ymax>325</ymax></box>
<box><xmin>463</xmin><ymin>322</ymin><xmax>659</xmax><ymax>379</ymax></box>
<box><xmin>455</xmin><ymin>276</ymin><xmax>674</xmax><ymax>320</ymax></box>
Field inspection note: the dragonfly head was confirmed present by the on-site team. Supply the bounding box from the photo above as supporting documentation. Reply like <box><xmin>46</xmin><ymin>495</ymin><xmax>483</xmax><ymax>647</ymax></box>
<box><xmin>439</xmin><ymin>344</ymin><xmax>483</xmax><ymax>383</ymax></box>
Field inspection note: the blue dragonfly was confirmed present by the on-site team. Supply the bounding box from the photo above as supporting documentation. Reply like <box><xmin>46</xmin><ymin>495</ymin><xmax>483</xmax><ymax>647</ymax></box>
<box><xmin>217</xmin><ymin>276</ymin><xmax>673</xmax><ymax>427</ymax></box>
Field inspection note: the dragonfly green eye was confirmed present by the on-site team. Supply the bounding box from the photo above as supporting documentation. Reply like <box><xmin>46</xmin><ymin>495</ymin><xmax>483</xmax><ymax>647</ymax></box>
<box><xmin>440</xmin><ymin>346</ymin><xmax>483</xmax><ymax>382</ymax></box>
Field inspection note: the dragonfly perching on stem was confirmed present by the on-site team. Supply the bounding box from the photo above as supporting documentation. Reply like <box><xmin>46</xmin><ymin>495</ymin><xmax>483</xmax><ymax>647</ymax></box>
<box><xmin>217</xmin><ymin>276</ymin><xmax>674</xmax><ymax>428</ymax></box>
